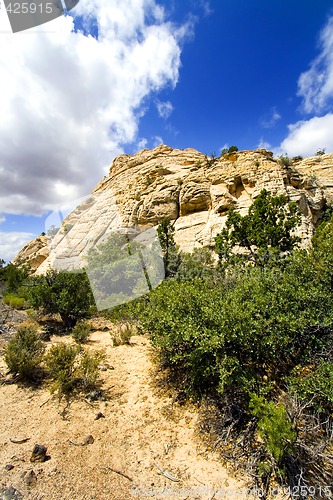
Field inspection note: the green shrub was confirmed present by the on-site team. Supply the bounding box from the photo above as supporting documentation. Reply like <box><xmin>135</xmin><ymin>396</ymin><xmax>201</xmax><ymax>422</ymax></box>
<box><xmin>45</xmin><ymin>342</ymin><xmax>103</xmax><ymax>395</ymax></box>
<box><xmin>46</xmin><ymin>343</ymin><xmax>81</xmax><ymax>394</ymax></box>
<box><xmin>288</xmin><ymin>360</ymin><xmax>333</xmax><ymax>416</ymax></box>
<box><xmin>4</xmin><ymin>326</ymin><xmax>45</xmax><ymax>381</ymax></box>
<box><xmin>78</xmin><ymin>349</ymin><xmax>105</xmax><ymax>389</ymax></box>
<box><xmin>72</xmin><ymin>321</ymin><xmax>91</xmax><ymax>344</ymax></box>
<box><xmin>28</xmin><ymin>270</ymin><xmax>95</xmax><ymax>328</ymax></box>
<box><xmin>250</xmin><ymin>394</ymin><xmax>296</xmax><ymax>465</ymax></box>
<box><xmin>278</xmin><ymin>154</ymin><xmax>293</xmax><ymax>167</ymax></box>
<box><xmin>3</xmin><ymin>293</ymin><xmax>26</xmax><ymax>309</ymax></box>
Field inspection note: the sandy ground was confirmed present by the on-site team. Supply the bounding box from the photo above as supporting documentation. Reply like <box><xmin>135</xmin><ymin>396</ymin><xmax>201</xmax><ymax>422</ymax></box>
<box><xmin>0</xmin><ymin>321</ymin><xmax>256</xmax><ymax>500</ymax></box>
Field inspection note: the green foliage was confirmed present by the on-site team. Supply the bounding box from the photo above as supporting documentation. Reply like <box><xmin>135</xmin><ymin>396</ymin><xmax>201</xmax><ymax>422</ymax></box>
<box><xmin>277</xmin><ymin>154</ymin><xmax>293</xmax><ymax>167</ymax></box>
<box><xmin>176</xmin><ymin>248</ymin><xmax>216</xmax><ymax>281</ymax></box>
<box><xmin>289</xmin><ymin>361</ymin><xmax>333</xmax><ymax>415</ymax></box>
<box><xmin>45</xmin><ymin>343</ymin><xmax>103</xmax><ymax>395</ymax></box>
<box><xmin>250</xmin><ymin>394</ymin><xmax>296</xmax><ymax>464</ymax></box>
<box><xmin>157</xmin><ymin>218</ymin><xmax>180</xmax><ymax>277</ymax></box>
<box><xmin>1</xmin><ymin>263</ymin><xmax>29</xmax><ymax>293</ymax></box>
<box><xmin>45</xmin><ymin>343</ymin><xmax>80</xmax><ymax>394</ymax></box>
<box><xmin>292</xmin><ymin>155</ymin><xmax>303</xmax><ymax>162</ymax></box>
<box><xmin>5</xmin><ymin>326</ymin><xmax>45</xmax><ymax>381</ymax></box>
<box><xmin>86</xmin><ymin>232</ymin><xmax>159</xmax><ymax>309</ymax></box>
<box><xmin>316</xmin><ymin>148</ymin><xmax>325</xmax><ymax>156</ymax></box>
<box><xmin>221</xmin><ymin>146</ymin><xmax>239</xmax><ymax>155</ymax></box>
<box><xmin>46</xmin><ymin>225</ymin><xmax>59</xmax><ymax>237</ymax></box>
<box><xmin>28</xmin><ymin>270</ymin><xmax>95</xmax><ymax>328</ymax></box>
<box><xmin>112</xmin><ymin>322</ymin><xmax>135</xmax><ymax>346</ymax></box>
<box><xmin>78</xmin><ymin>349</ymin><xmax>105</xmax><ymax>390</ymax></box>
<box><xmin>215</xmin><ymin>189</ymin><xmax>301</xmax><ymax>267</ymax></box>
<box><xmin>72</xmin><ymin>320</ymin><xmax>91</xmax><ymax>344</ymax></box>
<box><xmin>141</xmin><ymin>279</ymin><xmax>226</xmax><ymax>394</ymax></box>
<box><xmin>3</xmin><ymin>293</ymin><xmax>26</xmax><ymax>309</ymax></box>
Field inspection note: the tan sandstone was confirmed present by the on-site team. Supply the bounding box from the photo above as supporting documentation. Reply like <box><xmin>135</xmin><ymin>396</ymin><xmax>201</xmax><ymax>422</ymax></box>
<box><xmin>13</xmin><ymin>146</ymin><xmax>333</xmax><ymax>272</ymax></box>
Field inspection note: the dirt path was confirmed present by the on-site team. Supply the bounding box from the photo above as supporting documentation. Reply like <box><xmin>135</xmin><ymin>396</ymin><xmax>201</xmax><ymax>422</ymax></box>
<box><xmin>0</xmin><ymin>329</ymin><xmax>254</xmax><ymax>499</ymax></box>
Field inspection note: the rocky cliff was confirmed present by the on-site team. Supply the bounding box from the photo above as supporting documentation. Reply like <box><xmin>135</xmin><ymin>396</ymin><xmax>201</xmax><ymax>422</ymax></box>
<box><xmin>13</xmin><ymin>146</ymin><xmax>333</xmax><ymax>272</ymax></box>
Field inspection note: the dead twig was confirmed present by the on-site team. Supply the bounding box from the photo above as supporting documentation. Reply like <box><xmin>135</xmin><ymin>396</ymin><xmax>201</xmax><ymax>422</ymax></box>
<box><xmin>104</xmin><ymin>465</ymin><xmax>133</xmax><ymax>482</ymax></box>
<box><xmin>10</xmin><ymin>437</ymin><xmax>31</xmax><ymax>444</ymax></box>
<box><xmin>153</xmin><ymin>459</ymin><xmax>180</xmax><ymax>482</ymax></box>
<box><xmin>40</xmin><ymin>397</ymin><xmax>51</xmax><ymax>408</ymax></box>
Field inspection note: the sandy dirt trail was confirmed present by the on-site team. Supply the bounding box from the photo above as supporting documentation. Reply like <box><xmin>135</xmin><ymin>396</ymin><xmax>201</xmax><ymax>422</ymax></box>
<box><xmin>1</xmin><ymin>327</ymin><xmax>254</xmax><ymax>500</ymax></box>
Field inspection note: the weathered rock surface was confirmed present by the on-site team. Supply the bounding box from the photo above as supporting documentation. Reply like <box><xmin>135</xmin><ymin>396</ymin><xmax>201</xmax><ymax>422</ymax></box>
<box><xmin>13</xmin><ymin>146</ymin><xmax>333</xmax><ymax>273</ymax></box>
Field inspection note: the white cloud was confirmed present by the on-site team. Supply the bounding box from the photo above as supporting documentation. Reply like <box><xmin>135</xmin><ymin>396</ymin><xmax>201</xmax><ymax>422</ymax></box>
<box><xmin>298</xmin><ymin>15</ymin><xmax>333</xmax><ymax>113</ymax></box>
<box><xmin>0</xmin><ymin>0</ymin><xmax>189</xmax><ymax>217</ymax></box>
<box><xmin>0</xmin><ymin>232</ymin><xmax>35</xmax><ymax>263</ymax></box>
<box><xmin>260</xmin><ymin>107</ymin><xmax>281</xmax><ymax>128</ymax></box>
<box><xmin>153</xmin><ymin>136</ymin><xmax>163</xmax><ymax>146</ymax></box>
<box><xmin>156</xmin><ymin>100</ymin><xmax>174</xmax><ymax>119</ymax></box>
<box><xmin>257</xmin><ymin>138</ymin><xmax>272</xmax><ymax>150</ymax></box>
<box><xmin>137</xmin><ymin>138</ymin><xmax>148</xmax><ymax>150</ymax></box>
<box><xmin>0</xmin><ymin>215</ymin><xmax>5</xmax><ymax>224</ymax></box>
<box><xmin>278</xmin><ymin>113</ymin><xmax>333</xmax><ymax>157</ymax></box>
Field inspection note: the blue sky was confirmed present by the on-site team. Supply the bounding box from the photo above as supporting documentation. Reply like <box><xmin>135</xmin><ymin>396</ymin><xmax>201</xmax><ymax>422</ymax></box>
<box><xmin>0</xmin><ymin>0</ymin><xmax>333</xmax><ymax>261</ymax></box>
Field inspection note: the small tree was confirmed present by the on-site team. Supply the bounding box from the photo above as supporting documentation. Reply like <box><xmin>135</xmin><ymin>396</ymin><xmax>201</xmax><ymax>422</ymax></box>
<box><xmin>215</xmin><ymin>189</ymin><xmax>301</xmax><ymax>267</ymax></box>
<box><xmin>29</xmin><ymin>270</ymin><xmax>94</xmax><ymax>328</ymax></box>
<box><xmin>157</xmin><ymin>218</ymin><xmax>179</xmax><ymax>277</ymax></box>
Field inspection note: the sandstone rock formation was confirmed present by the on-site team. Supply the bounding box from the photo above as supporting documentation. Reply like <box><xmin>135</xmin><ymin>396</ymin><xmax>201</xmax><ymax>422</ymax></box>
<box><xmin>13</xmin><ymin>235</ymin><xmax>49</xmax><ymax>272</ymax></box>
<box><xmin>13</xmin><ymin>146</ymin><xmax>333</xmax><ymax>273</ymax></box>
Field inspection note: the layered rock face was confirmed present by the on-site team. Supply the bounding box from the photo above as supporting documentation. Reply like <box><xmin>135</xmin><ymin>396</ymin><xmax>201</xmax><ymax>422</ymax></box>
<box><xmin>13</xmin><ymin>146</ymin><xmax>333</xmax><ymax>273</ymax></box>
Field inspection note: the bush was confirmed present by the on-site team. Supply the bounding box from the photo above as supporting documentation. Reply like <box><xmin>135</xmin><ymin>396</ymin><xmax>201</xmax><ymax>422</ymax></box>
<box><xmin>2</xmin><ymin>263</ymin><xmax>29</xmax><ymax>293</ymax></box>
<box><xmin>112</xmin><ymin>322</ymin><xmax>135</xmax><ymax>346</ymax></box>
<box><xmin>5</xmin><ymin>326</ymin><xmax>45</xmax><ymax>381</ymax></box>
<box><xmin>3</xmin><ymin>293</ymin><xmax>26</xmax><ymax>309</ymax></box>
<box><xmin>46</xmin><ymin>343</ymin><xmax>81</xmax><ymax>394</ymax></box>
<box><xmin>72</xmin><ymin>321</ymin><xmax>91</xmax><ymax>344</ymax></box>
<box><xmin>278</xmin><ymin>154</ymin><xmax>293</xmax><ymax>167</ymax></box>
<box><xmin>288</xmin><ymin>360</ymin><xmax>333</xmax><ymax>415</ymax></box>
<box><xmin>28</xmin><ymin>270</ymin><xmax>95</xmax><ymax>328</ymax></box>
<box><xmin>45</xmin><ymin>342</ymin><xmax>103</xmax><ymax>395</ymax></box>
<box><xmin>78</xmin><ymin>349</ymin><xmax>105</xmax><ymax>389</ymax></box>
<box><xmin>250</xmin><ymin>394</ymin><xmax>296</xmax><ymax>465</ymax></box>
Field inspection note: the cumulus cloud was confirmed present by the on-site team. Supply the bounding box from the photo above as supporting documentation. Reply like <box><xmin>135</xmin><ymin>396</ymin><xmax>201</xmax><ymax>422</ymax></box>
<box><xmin>260</xmin><ymin>107</ymin><xmax>281</xmax><ymax>128</ymax></box>
<box><xmin>298</xmin><ymin>15</ymin><xmax>333</xmax><ymax>113</ymax></box>
<box><xmin>0</xmin><ymin>0</ymin><xmax>188</xmax><ymax>217</ymax></box>
<box><xmin>278</xmin><ymin>113</ymin><xmax>333</xmax><ymax>157</ymax></box>
<box><xmin>156</xmin><ymin>100</ymin><xmax>174</xmax><ymax>119</ymax></box>
<box><xmin>0</xmin><ymin>232</ymin><xmax>35</xmax><ymax>263</ymax></box>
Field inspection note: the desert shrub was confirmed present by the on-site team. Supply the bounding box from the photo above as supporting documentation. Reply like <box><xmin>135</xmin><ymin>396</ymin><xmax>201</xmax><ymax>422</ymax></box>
<box><xmin>5</xmin><ymin>326</ymin><xmax>45</xmax><ymax>381</ymax></box>
<box><xmin>112</xmin><ymin>322</ymin><xmax>135</xmax><ymax>346</ymax></box>
<box><xmin>2</xmin><ymin>263</ymin><xmax>29</xmax><ymax>293</ymax></box>
<box><xmin>45</xmin><ymin>342</ymin><xmax>104</xmax><ymax>395</ymax></box>
<box><xmin>288</xmin><ymin>360</ymin><xmax>333</xmax><ymax>416</ymax></box>
<box><xmin>3</xmin><ymin>293</ymin><xmax>26</xmax><ymax>309</ymax></box>
<box><xmin>176</xmin><ymin>248</ymin><xmax>216</xmax><ymax>281</ymax></box>
<box><xmin>78</xmin><ymin>349</ymin><xmax>105</xmax><ymax>389</ymax></box>
<box><xmin>277</xmin><ymin>154</ymin><xmax>293</xmax><ymax>167</ymax></box>
<box><xmin>46</xmin><ymin>343</ymin><xmax>81</xmax><ymax>394</ymax></box>
<box><xmin>28</xmin><ymin>270</ymin><xmax>95</xmax><ymax>328</ymax></box>
<box><xmin>250</xmin><ymin>394</ymin><xmax>296</xmax><ymax>465</ymax></box>
<box><xmin>72</xmin><ymin>320</ymin><xmax>91</xmax><ymax>344</ymax></box>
